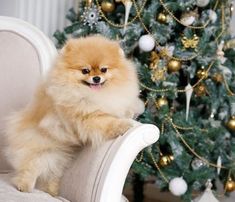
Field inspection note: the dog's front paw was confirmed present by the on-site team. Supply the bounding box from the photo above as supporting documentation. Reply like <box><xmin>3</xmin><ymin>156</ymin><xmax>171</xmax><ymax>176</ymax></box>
<box><xmin>106</xmin><ymin>119</ymin><xmax>137</xmax><ymax>138</ymax></box>
<box><xmin>12</xmin><ymin>177</ymin><xmax>33</xmax><ymax>193</ymax></box>
<box><xmin>125</xmin><ymin>110</ymin><xmax>135</xmax><ymax>118</ymax></box>
<box><xmin>46</xmin><ymin>180</ymin><xmax>60</xmax><ymax>196</ymax></box>
<box><xmin>126</xmin><ymin>119</ymin><xmax>142</xmax><ymax>128</ymax></box>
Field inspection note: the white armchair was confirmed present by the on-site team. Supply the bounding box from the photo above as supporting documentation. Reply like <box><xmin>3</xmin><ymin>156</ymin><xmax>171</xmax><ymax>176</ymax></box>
<box><xmin>0</xmin><ymin>16</ymin><xmax>160</xmax><ymax>202</ymax></box>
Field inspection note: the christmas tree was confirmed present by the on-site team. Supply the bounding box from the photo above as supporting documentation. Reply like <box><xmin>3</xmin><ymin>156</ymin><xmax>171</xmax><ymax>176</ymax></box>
<box><xmin>54</xmin><ymin>0</ymin><xmax>235</xmax><ymax>201</ymax></box>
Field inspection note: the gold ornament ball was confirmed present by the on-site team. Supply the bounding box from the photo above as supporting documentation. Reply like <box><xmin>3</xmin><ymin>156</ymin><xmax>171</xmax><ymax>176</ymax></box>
<box><xmin>156</xmin><ymin>97</ymin><xmax>168</xmax><ymax>108</ymax></box>
<box><xmin>101</xmin><ymin>1</ymin><xmax>115</xmax><ymax>13</ymax></box>
<box><xmin>86</xmin><ymin>0</ymin><xmax>93</xmax><ymax>7</ymax></box>
<box><xmin>169</xmin><ymin>155</ymin><xmax>174</xmax><ymax>161</ymax></box>
<box><xmin>225</xmin><ymin>39</ymin><xmax>235</xmax><ymax>50</ymax></box>
<box><xmin>227</xmin><ymin>116</ymin><xmax>235</xmax><ymax>131</ymax></box>
<box><xmin>225</xmin><ymin>178</ymin><xmax>235</xmax><ymax>192</ymax></box>
<box><xmin>212</xmin><ymin>73</ymin><xmax>224</xmax><ymax>83</ymax></box>
<box><xmin>196</xmin><ymin>69</ymin><xmax>208</xmax><ymax>79</ymax></box>
<box><xmin>157</xmin><ymin>13</ymin><xmax>167</xmax><ymax>23</ymax></box>
<box><xmin>159</xmin><ymin>155</ymin><xmax>174</xmax><ymax>167</ymax></box>
<box><xmin>195</xmin><ymin>84</ymin><xmax>207</xmax><ymax>96</ymax></box>
<box><xmin>159</xmin><ymin>156</ymin><xmax>169</xmax><ymax>166</ymax></box>
<box><xmin>167</xmin><ymin>60</ymin><xmax>182</xmax><ymax>73</ymax></box>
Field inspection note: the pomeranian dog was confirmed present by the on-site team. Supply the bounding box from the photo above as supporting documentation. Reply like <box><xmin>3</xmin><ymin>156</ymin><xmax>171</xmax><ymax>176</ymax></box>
<box><xmin>4</xmin><ymin>35</ymin><xmax>144</xmax><ymax>196</ymax></box>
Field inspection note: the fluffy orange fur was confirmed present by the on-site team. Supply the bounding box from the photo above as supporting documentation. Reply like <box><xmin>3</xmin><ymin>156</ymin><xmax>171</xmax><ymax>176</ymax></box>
<box><xmin>4</xmin><ymin>35</ymin><xmax>144</xmax><ymax>196</ymax></box>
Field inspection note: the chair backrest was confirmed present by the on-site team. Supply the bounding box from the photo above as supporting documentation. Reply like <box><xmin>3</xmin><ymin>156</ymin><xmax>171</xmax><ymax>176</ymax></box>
<box><xmin>60</xmin><ymin>124</ymin><xmax>159</xmax><ymax>202</ymax></box>
<box><xmin>0</xmin><ymin>16</ymin><xmax>57</xmax><ymax>172</ymax></box>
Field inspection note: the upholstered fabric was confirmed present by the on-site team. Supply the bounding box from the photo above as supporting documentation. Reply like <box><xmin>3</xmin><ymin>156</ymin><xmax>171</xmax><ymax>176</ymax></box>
<box><xmin>0</xmin><ymin>173</ymin><xmax>70</xmax><ymax>202</ymax></box>
<box><xmin>60</xmin><ymin>133</ymin><xmax>133</xmax><ymax>202</ymax></box>
<box><xmin>0</xmin><ymin>31</ymin><xmax>41</xmax><ymax>171</ymax></box>
<box><xmin>60</xmin><ymin>139</ymin><xmax>116</xmax><ymax>202</ymax></box>
<box><xmin>59</xmin><ymin>124</ymin><xmax>160</xmax><ymax>202</ymax></box>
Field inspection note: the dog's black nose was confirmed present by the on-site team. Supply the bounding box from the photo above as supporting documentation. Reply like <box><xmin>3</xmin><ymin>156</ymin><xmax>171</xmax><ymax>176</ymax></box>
<box><xmin>93</xmin><ymin>76</ymin><xmax>101</xmax><ymax>83</ymax></box>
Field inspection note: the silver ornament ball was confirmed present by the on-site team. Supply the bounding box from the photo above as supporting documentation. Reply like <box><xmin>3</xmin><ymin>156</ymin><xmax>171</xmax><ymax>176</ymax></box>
<box><xmin>191</xmin><ymin>158</ymin><xmax>206</xmax><ymax>170</ymax></box>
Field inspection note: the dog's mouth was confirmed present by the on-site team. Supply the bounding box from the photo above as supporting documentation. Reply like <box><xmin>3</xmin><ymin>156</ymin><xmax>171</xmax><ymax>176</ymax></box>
<box><xmin>82</xmin><ymin>81</ymin><xmax>106</xmax><ymax>90</ymax></box>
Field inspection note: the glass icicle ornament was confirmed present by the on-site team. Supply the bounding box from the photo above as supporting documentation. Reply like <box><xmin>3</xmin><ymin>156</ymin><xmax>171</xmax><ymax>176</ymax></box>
<box><xmin>185</xmin><ymin>83</ymin><xmax>193</xmax><ymax>121</ymax></box>
<box><xmin>121</xmin><ymin>0</ymin><xmax>132</xmax><ymax>33</ymax></box>
<box><xmin>217</xmin><ymin>156</ymin><xmax>222</xmax><ymax>175</ymax></box>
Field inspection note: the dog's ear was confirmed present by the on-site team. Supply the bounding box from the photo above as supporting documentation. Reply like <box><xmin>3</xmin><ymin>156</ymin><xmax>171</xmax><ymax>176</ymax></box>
<box><xmin>115</xmin><ymin>39</ymin><xmax>125</xmax><ymax>57</ymax></box>
<box><xmin>118</xmin><ymin>47</ymin><xmax>125</xmax><ymax>57</ymax></box>
<box><xmin>60</xmin><ymin>38</ymin><xmax>78</xmax><ymax>54</ymax></box>
<box><xmin>59</xmin><ymin>46</ymin><xmax>66</xmax><ymax>55</ymax></box>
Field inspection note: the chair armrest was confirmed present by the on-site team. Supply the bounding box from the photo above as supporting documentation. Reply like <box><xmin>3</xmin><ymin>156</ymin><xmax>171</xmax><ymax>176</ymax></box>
<box><xmin>59</xmin><ymin>123</ymin><xmax>160</xmax><ymax>202</ymax></box>
<box><xmin>96</xmin><ymin>123</ymin><xmax>159</xmax><ymax>202</ymax></box>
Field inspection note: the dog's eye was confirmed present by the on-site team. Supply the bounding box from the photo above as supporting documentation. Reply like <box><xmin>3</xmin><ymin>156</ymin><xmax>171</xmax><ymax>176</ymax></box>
<box><xmin>100</xmin><ymin>67</ymin><xmax>107</xmax><ymax>73</ymax></box>
<box><xmin>82</xmin><ymin>69</ymin><xmax>90</xmax><ymax>74</ymax></box>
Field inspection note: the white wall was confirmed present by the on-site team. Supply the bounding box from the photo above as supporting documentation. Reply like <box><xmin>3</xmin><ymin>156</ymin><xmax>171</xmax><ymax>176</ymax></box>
<box><xmin>0</xmin><ymin>0</ymin><xmax>79</xmax><ymax>38</ymax></box>
<box><xmin>0</xmin><ymin>0</ymin><xmax>18</xmax><ymax>17</ymax></box>
<box><xmin>230</xmin><ymin>1</ymin><xmax>235</xmax><ymax>36</ymax></box>
<box><xmin>1</xmin><ymin>0</ymin><xmax>235</xmax><ymax>37</ymax></box>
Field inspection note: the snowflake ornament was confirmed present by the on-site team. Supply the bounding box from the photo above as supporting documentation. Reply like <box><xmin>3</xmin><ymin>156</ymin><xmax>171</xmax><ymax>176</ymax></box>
<box><xmin>81</xmin><ymin>5</ymin><xmax>100</xmax><ymax>29</ymax></box>
<box><xmin>156</xmin><ymin>45</ymin><xmax>175</xmax><ymax>57</ymax></box>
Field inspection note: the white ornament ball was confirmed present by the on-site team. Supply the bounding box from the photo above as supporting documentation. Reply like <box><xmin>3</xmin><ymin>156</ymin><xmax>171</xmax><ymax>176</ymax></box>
<box><xmin>208</xmin><ymin>10</ymin><xmax>217</xmax><ymax>23</ymax></box>
<box><xmin>138</xmin><ymin>35</ymin><xmax>155</xmax><ymax>52</ymax></box>
<box><xmin>196</xmin><ymin>0</ymin><xmax>210</xmax><ymax>7</ymax></box>
<box><xmin>169</xmin><ymin>177</ymin><xmax>188</xmax><ymax>196</ymax></box>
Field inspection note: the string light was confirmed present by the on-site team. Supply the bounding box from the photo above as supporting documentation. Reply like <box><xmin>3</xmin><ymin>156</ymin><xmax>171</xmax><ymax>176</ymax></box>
<box><xmin>90</xmin><ymin>0</ymin><xmax>234</xmax><ymax>195</ymax></box>
<box><xmin>168</xmin><ymin>116</ymin><xmax>227</xmax><ymax>169</ymax></box>
<box><xmin>100</xmin><ymin>0</ymin><xmax>235</xmax><ymax>197</ymax></box>
<box><xmin>223</xmin><ymin>74</ymin><xmax>235</xmax><ymax>96</ymax></box>
<box><xmin>94</xmin><ymin>0</ymin><xmax>147</xmax><ymax>28</ymax></box>
<box><xmin>135</xmin><ymin>151</ymin><xmax>144</xmax><ymax>162</ymax></box>
<box><xmin>139</xmin><ymin>60</ymin><xmax>216</xmax><ymax>94</ymax></box>
<box><xmin>159</xmin><ymin>0</ymin><xmax>219</xmax><ymax>29</ymax></box>
<box><xmin>148</xmin><ymin>150</ymin><xmax>169</xmax><ymax>183</ymax></box>
<box><xmin>132</xmin><ymin>0</ymin><xmax>199</xmax><ymax>62</ymax></box>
